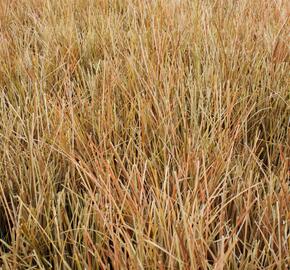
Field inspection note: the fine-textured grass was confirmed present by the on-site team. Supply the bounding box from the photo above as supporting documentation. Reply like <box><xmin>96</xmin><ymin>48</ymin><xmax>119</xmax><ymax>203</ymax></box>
<box><xmin>0</xmin><ymin>0</ymin><xmax>289</xmax><ymax>269</ymax></box>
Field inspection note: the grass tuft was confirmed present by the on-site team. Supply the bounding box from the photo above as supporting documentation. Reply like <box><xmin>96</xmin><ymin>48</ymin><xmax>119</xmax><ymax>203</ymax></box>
<box><xmin>0</xmin><ymin>0</ymin><xmax>289</xmax><ymax>269</ymax></box>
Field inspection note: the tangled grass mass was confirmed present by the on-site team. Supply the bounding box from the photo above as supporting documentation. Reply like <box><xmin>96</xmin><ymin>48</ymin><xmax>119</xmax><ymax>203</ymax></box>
<box><xmin>0</xmin><ymin>0</ymin><xmax>289</xmax><ymax>269</ymax></box>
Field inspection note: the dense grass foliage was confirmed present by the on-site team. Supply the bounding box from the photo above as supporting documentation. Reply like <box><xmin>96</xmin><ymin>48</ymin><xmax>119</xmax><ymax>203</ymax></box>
<box><xmin>0</xmin><ymin>0</ymin><xmax>289</xmax><ymax>269</ymax></box>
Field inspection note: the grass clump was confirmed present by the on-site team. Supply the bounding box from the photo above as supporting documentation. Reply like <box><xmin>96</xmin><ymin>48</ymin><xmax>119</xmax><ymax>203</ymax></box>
<box><xmin>0</xmin><ymin>0</ymin><xmax>289</xmax><ymax>269</ymax></box>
